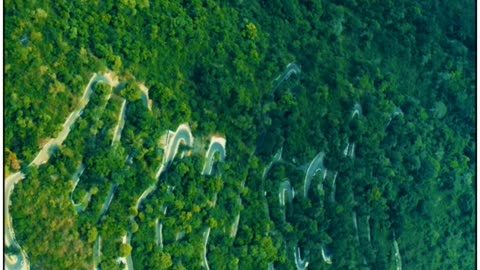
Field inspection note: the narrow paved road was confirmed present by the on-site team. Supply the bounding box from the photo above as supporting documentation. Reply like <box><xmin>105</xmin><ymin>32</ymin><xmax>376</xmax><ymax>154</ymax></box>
<box><xmin>93</xmin><ymin>236</ymin><xmax>101</xmax><ymax>270</ymax></box>
<box><xmin>329</xmin><ymin>172</ymin><xmax>338</xmax><ymax>203</ymax></box>
<box><xmin>366</xmin><ymin>215</ymin><xmax>371</xmax><ymax>243</ymax></box>
<box><xmin>351</xmin><ymin>103</ymin><xmax>362</xmax><ymax>118</ymax></box>
<box><xmin>352</xmin><ymin>211</ymin><xmax>359</xmax><ymax>243</ymax></box>
<box><xmin>321</xmin><ymin>245</ymin><xmax>332</xmax><ymax>264</ymax></box>
<box><xmin>70</xmin><ymin>164</ymin><xmax>87</xmax><ymax>212</ymax></box>
<box><xmin>262</xmin><ymin>147</ymin><xmax>283</xmax><ymax>180</ymax></box>
<box><xmin>155</xmin><ymin>218</ymin><xmax>164</xmax><ymax>248</ymax></box>
<box><xmin>137</xmin><ymin>124</ymin><xmax>194</xmax><ymax>209</ymax></box>
<box><xmin>5</xmin><ymin>173</ymin><xmax>28</xmax><ymax>270</ymax></box>
<box><xmin>99</xmin><ymin>186</ymin><xmax>116</xmax><ymax>218</ymax></box>
<box><xmin>5</xmin><ymin>73</ymin><xmax>112</xmax><ymax>270</ymax></box>
<box><xmin>343</xmin><ymin>141</ymin><xmax>355</xmax><ymax>158</ymax></box>
<box><xmin>199</xmin><ymin>135</ymin><xmax>226</xmax><ymax>269</ymax></box>
<box><xmin>393</xmin><ymin>238</ymin><xmax>402</xmax><ymax>270</ymax></box>
<box><xmin>273</xmin><ymin>63</ymin><xmax>301</xmax><ymax>90</ymax></box>
<box><xmin>128</xmin><ymin>124</ymin><xmax>193</xmax><ymax>270</ymax></box>
<box><xmin>293</xmin><ymin>246</ymin><xmax>309</xmax><ymax>270</ymax></box>
<box><xmin>73</xmin><ymin>192</ymin><xmax>91</xmax><ymax>212</ymax></box>
<box><xmin>230</xmin><ymin>214</ymin><xmax>240</xmax><ymax>238</ymax></box>
<box><xmin>164</xmin><ymin>124</ymin><xmax>194</xmax><ymax>165</ymax></box>
<box><xmin>278</xmin><ymin>180</ymin><xmax>294</xmax><ymax>206</ymax></box>
<box><xmin>304</xmin><ymin>152</ymin><xmax>325</xmax><ymax>198</ymax></box>
<box><xmin>121</xmin><ymin>233</ymin><xmax>134</xmax><ymax>270</ymax></box>
<box><xmin>29</xmin><ymin>74</ymin><xmax>101</xmax><ymax>166</ymax></box>
<box><xmin>202</xmin><ymin>136</ymin><xmax>226</xmax><ymax>175</ymax></box>
<box><xmin>386</xmin><ymin>107</ymin><xmax>403</xmax><ymax>127</ymax></box>
<box><xmin>137</xmin><ymin>83</ymin><xmax>152</xmax><ymax>111</ymax></box>
<box><xmin>202</xmin><ymin>227</ymin><xmax>211</xmax><ymax>270</ymax></box>
<box><xmin>111</xmin><ymin>99</ymin><xmax>127</xmax><ymax>145</ymax></box>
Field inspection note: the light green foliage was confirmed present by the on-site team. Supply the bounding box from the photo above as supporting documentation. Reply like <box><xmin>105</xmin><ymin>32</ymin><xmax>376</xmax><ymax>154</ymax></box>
<box><xmin>433</xmin><ymin>101</ymin><xmax>447</xmax><ymax>119</ymax></box>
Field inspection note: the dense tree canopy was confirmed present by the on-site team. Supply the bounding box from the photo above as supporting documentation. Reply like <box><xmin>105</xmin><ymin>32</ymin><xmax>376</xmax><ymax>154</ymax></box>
<box><xmin>6</xmin><ymin>0</ymin><xmax>474</xmax><ymax>269</ymax></box>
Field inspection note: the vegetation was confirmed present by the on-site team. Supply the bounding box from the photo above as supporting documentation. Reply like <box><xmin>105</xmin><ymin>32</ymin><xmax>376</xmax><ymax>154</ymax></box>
<box><xmin>6</xmin><ymin>0</ymin><xmax>474</xmax><ymax>269</ymax></box>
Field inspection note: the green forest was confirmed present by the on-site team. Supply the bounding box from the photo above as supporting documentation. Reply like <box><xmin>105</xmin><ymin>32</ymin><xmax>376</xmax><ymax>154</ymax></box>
<box><xmin>5</xmin><ymin>0</ymin><xmax>475</xmax><ymax>269</ymax></box>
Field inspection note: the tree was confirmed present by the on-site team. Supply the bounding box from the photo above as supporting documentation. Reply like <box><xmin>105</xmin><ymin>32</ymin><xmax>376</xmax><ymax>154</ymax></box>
<box><xmin>119</xmin><ymin>243</ymin><xmax>132</xmax><ymax>257</ymax></box>
<box><xmin>87</xmin><ymin>227</ymin><xmax>98</xmax><ymax>243</ymax></box>
<box><xmin>120</xmin><ymin>83</ymin><xmax>142</xmax><ymax>102</ymax></box>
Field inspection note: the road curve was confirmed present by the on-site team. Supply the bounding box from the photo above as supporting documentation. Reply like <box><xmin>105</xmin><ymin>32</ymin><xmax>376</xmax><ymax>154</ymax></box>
<box><xmin>202</xmin><ymin>136</ymin><xmax>226</xmax><ymax>176</ymax></box>
<box><xmin>5</xmin><ymin>173</ymin><xmax>28</xmax><ymax>270</ymax></box>
<box><xmin>70</xmin><ymin>164</ymin><xmax>87</xmax><ymax>212</ymax></box>
<box><xmin>199</xmin><ymin>136</ymin><xmax>226</xmax><ymax>269</ymax></box>
<box><xmin>321</xmin><ymin>245</ymin><xmax>332</xmax><ymax>264</ymax></box>
<box><xmin>386</xmin><ymin>107</ymin><xmax>404</xmax><ymax>127</ymax></box>
<box><xmin>30</xmin><ymin>74</ymin><xmax>111</xmax><ymax>167</ymax></box>
<box><xmin>293</xmin><ymin>246</ymin><xmax>309</xmax><ymax>270</ymax></box>
<box><xmin>137</xmin><ymin>83</ymin><xmax>152</xmax><ymax>111</ymax></box>
<box><xmin>137</xmin><ymin>124</ymin><xmax>194</xmax><ymax>210</ymax></box>
<box><xmin>129</xmin><ymin>124</ymin><xmax>194</xmax><ymax>270</ymax></box>
<box><xmin>278</xmin><ymin>180</ymin><xmax>294</xmax><ymax>206</ymax></box>
<box><xmin>351</xmin><ymin>103</ymin><xmax>362</xmax><ymax>118</ymax></box>
<box><xmin>164</xmin><ymin>124</ymin><xmax>194</xmax><ymax>164</ymax></box>
<box><xmin>304</xmin><ymin>152</ymin><xmax>325</xmax><ymax>198</ymax></box>
<box><xmin>273</xmin><ymin>63</ymin><xmax>301</xmax><ymax>91</ymax></box>
<box><xmin>262</xmin><ymin>147</ymin><xmax>283</xmax><ymax>180</ymax></box>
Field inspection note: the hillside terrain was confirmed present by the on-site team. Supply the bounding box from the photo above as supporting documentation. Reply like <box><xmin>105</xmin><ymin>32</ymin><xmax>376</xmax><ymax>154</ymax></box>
<box><xmin>5</xmin><ymin>0</ymin><xmax>475</xmax><ymax>269</ymax></box>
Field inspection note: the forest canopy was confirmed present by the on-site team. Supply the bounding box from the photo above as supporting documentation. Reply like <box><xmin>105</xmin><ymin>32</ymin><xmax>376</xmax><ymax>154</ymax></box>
<box><xmin>5</xmin><ymin>0</ymin><xmax>475</xmax><ymax>269</ymax></box>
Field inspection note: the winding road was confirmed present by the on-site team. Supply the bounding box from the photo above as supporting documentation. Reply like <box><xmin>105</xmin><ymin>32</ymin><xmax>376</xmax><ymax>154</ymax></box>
<box><xmin>329</xmin><ymin>172</ymin><xmax>338</xmax><ymax>203</ymax></box>
<box><xmin>262</xmin><ymin>147</ymin><xmax>283</xmax><ymax>180</ymax></box>
<box><xmin>303</xmin><ymin>152</ymin><xmax>325</xmax><ymax>198</ymax></box>
<box><xmin>137</xmin><ymin>83</ymin><xmax>152</xmax><ymax>111</ymax></box>
<box><xmin>278</xmin><ymin>180</ymin><xmax>294</xmax><ymax>206</ymax></box>
<box><xmin>5</xmin><ymin>173</ymin><xmax>28</xmax><ymax>270</ymax></box>
<box><xmin>136</xmin><ymin>124</ymin><xmax>194</xmax><ymax>209</ymax></box>
<box><xmin>393</xmin><ymin>237</ymin><xmax>402</xmax><ymax>270</ymax></box>
<box><xmin>230</xmin><ymin>213</ymin><xmax>241</xmax><ymax>238</ymax></box>
<box><xmin>199</xmin><ymin>135</ymin><xmax>227</xmax><ymax>268</ymax></box>
<box><xmin>352</xmin><ymin>211</ymin><xmax>360</xmax><ymax>243</ymax></box>
<box><xmin>386</xmin><ymin>107</ymin><xmax>403</xmax><ymax>127</ymax></box>
<box><xmin>155</xmin><ymin>218</ymin><xmax>164</xmax><ymax>249</ymax></box>
<box><xmin>366</xmin><ymin>215</ymin><xmax>371</xmax><ymax>243</ymax></box>
<box><xmin>321</xmin><ymin>245</ymin><xmax>332</xmax><ymax>264</ymax></box>
<box><xmin>122</xmin><ymin>233</ymin><xmax>134</xmax><ymax>270</ymax></box>
<box><xmin>201</xmin><ymin>137</ymin><xmax>226</xmax><ymax>176</ymax></box>
<box><xmin>70</xmin><ymin>164</ymin><xmax>87</xmax><ymax>212</ymax></box>
<box><xmin>4</xmin><ymin>73</ymin><xmax>117</xmax><ymax>270</ymax></box>
<box><xmin>351</xmin><ymin>103</ymin><xmax>362</xmax><ymax>118</ymax></box>
<box><xmin>293</xmin><ymin>246</ymin><xmax>309</xmax><ymax>270</ymax></box>
<box><xmin>93</xmin><ymin>236</ymin><xmax>102</xmax><ymax>270</ymax></box>
<box><xmin>273</xmin><ymin>63</ymin><xmax>301</xmax><ymax>91</ymax></box>
<box><xmin>99</xmin><ymin>186</ymin><xmax>116</xmax><ymax>218</ymax></box>
<box><xmin>343</xmin><ymin>142</ymin><xmax>355</xmax><ymax>158</ymax></box>
<box><xmin>128</xmin><ymin>124</ymin><xmax>194</xmax><ymax>270</ymax></box>
<box><xmin>201</xmin><ymin>227</ymin><xmax>212</xmax><ymax>270</ymax></box>
<box><xmin>111</xmin><ymin>99</ymin><xmax>127</xmax><ymax>145</ymax></box>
